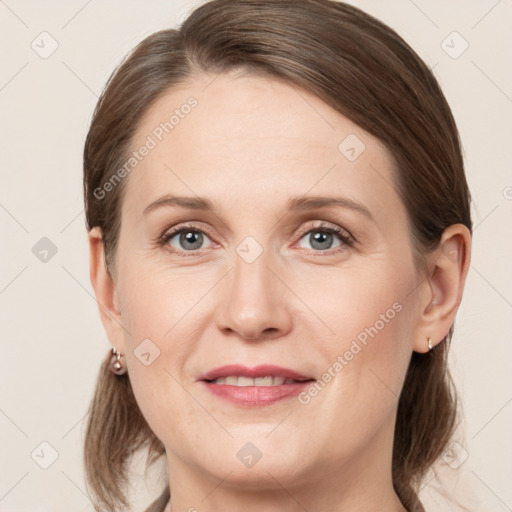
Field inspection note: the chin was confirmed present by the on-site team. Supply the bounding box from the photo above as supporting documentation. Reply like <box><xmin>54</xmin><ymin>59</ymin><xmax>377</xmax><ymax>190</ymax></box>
<box><xmin>201</xmin><ymin>443</ymin><xmax>309</xmax><ymax>487</ymax></box>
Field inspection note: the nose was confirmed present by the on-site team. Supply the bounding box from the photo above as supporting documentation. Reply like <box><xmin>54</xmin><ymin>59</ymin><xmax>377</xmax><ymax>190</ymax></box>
<box><xmin>215</xmin><ymin>247</ymin><xmax>293</xmax><ymax>341</ymax></box>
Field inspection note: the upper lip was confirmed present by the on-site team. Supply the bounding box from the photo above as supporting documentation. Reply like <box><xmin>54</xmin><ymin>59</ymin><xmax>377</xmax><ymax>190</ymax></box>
<box><xmin>199</xmin><ymin>364</ymin><xmax>315</xmax><ymax>382</ymax></box>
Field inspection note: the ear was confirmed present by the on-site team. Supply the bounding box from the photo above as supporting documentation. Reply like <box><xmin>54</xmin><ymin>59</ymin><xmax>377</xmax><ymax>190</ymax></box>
<box><xmin>88</xmin><ymin>226</ymin><xmax>126</xmax><ymax>353</ymax></box>
<box><xmin>412</xmin><ymin>223</ymin><xmax>472</xmax><ymax>353</ymax></box>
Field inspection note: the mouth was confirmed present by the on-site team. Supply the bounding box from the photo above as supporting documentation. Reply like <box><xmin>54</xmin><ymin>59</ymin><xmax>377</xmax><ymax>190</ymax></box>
<box><xmin>204</xmin><ymin>376</ymin><xmax>313</xmax><ymax>386</ymax></box>
<box><xmin>198</xmin><ymin>364</ymin><xmax>316</xmax><ymax>407</ymax></box>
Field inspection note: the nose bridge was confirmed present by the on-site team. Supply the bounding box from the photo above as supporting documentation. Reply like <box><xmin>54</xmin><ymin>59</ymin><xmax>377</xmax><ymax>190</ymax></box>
<box><xmin>233</xmin><ymin>244</ymin><xmax>272</xmax><ymax>305</ymax></box>
<box><xmin>216</xmin><ymin>239</ymin><xmax>291</xmax><ymax>340</ymax></box>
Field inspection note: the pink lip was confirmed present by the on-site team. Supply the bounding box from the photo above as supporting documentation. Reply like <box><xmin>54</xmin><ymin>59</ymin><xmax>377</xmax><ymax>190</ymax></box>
<box><xmin>198</xmin><ymin>364</ymin><xmax>315</xmax><ymax>407</ymax></box>
<box><xmin>198</xmin><ymin>364</ymin><xmax>313</xmax><ymax>381</ymax></box>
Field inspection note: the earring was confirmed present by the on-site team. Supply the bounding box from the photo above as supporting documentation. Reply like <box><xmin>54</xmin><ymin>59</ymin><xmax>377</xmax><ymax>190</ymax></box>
<box><xmin>110</xmin><ymin>347</ymin><xmax>127</xmax><ymax>375</ymax></box>
<box><xmin>427</xmin><ymin>337</ymin><xmax>433</xmax><ymax>351</ymax></box>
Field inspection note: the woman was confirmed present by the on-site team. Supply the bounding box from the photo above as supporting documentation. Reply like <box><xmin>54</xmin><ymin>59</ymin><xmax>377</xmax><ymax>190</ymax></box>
<box><xmin>83</xmin><ymin>1</ymin><xmax>472</xmax><ymax>511</ymax></box>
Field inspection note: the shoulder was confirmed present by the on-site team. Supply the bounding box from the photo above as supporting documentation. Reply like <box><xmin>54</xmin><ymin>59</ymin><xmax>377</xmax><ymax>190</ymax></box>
<box><xmin>143</xmin><ymin>485</ymin><xmax>170</xmax><ymax>512</ymax></box>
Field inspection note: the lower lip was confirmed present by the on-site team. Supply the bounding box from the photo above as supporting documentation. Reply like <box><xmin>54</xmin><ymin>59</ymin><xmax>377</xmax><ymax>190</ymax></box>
<box><xmin>200</xmin><ymin>380</ymin><xmax>314</xmax><ymax>407</ymax></box>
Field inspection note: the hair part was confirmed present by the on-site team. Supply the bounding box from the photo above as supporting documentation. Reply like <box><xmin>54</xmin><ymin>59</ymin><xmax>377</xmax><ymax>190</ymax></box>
<box><xmin>83</xmin><ymin>1</ymin><xmax>472</xmax><ymax>510</ymax></box>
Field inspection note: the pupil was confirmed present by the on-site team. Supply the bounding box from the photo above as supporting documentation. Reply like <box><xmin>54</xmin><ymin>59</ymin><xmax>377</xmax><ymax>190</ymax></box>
<box><xmin>181</xmin><ymin>231</ymin><xmax>203</xmax><ymax>250</ymax></box>
<box><xmin>311</xmin><ymin>231</ymin><xmax>332</xmax><ymax>250</ymax></box>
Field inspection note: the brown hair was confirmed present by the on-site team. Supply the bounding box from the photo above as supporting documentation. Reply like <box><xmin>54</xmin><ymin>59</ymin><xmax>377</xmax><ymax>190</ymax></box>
<box><xmin>83</xmin><ymin>1</ymin><xmax>472</xmax><ymax>510</ymax></box>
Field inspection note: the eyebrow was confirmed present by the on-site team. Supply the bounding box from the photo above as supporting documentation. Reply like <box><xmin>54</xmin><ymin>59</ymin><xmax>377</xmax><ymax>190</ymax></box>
<box><xmin>287</xmin><ymin>196</ymin><xmax>373</xmax><ymax>219</ymax></box>
<box><xmin>143</xmin><ymin>194</ymin><xmax>373</xmax><ymax>219</ymax></box>
<box><xmin>143</xmin><ymin>195</ymin><xmax>217</xmax><ymax>215</ymax></box>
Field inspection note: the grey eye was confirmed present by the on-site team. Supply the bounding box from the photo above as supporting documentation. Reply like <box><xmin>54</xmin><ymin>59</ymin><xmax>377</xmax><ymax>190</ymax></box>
<box><xmin>298</xmin><ymin>229</ymin><xmax>344</xmax><ymax>251</ymax></box>
<box><xmin>168</xmin><ymin>229</ymin><xmax>210</xmax><ymax>251</ymax></box>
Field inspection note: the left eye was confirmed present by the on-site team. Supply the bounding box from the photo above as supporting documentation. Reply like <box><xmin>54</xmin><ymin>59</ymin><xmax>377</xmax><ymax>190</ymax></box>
<box><xmin>297</xmin><ymin>227</ymin><xmax>348</xmax><ymax>252</ymax></box>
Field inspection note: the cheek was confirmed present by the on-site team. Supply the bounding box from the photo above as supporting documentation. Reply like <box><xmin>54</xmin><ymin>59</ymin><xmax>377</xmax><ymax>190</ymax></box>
<box><xmin>115</xmin><ymin>264</ymin><xmax>215</xmax><ymax>438</ymax></box>
<box><xmin>117</xmin><ymin>257</ymin><xmax>208</xmax><ymax>340</ymax></box>
<box><xmin>295</xmin><ymin>257</ymin><xmax>415</xmax><ymax>350</ymax></box>
<box><xmin>296</xmin><ymin>263</ymin><xmax>416</xmax><ymax>437</ymax></box>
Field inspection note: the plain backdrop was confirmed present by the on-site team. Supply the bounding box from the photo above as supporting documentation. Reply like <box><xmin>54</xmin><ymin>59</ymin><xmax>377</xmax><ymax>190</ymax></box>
<box><xmin>1</xmin><ymin>1</ymin><xmax>511</xmax><ymax>511</ymax></box>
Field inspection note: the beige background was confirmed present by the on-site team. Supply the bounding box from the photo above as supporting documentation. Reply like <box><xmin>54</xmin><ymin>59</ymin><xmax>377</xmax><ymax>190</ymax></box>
<box><xmin>1</xmin><ymin>1</ymin><xmax>511</xmax><ymax>510</ymax></box>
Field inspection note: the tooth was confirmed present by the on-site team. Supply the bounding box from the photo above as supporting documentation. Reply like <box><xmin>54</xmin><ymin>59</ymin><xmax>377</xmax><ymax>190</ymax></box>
<box><xmin>237</xmin><ymin>376</ymin><xmax>255</xmax><ymax>387</ymax></box>
<box><xmin>255</xmin><ymin>376</ymin><xmax>274</xmax><ymax>386</ymax></box>
<box><xmin>211</xmin><ymin>375</ymin><xmax>296</xmax><ymax>386</ymax></box>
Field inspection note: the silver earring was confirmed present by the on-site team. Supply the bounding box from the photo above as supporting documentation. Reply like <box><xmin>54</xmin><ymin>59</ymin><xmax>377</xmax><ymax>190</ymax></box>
<box><xmin>427</xmin><ymin>337</ymin><xmax>433</xmax><ymax>351</ymax></box>
<box><xmin>110</xmin><ymin>347</ymin><xmax>127</xmax><ymax>375</ymax></box>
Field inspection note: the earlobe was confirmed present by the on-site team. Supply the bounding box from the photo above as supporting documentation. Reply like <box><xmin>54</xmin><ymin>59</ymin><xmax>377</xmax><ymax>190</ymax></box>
<box><xmin>412</xmin><ymin>223</ymin><xmax>472</xmax><ymax>353</ymax></box>
<box><xmin>88</xmin><ymin>226</ymin><xmax>126</xmax><ymax>352</ymax></box>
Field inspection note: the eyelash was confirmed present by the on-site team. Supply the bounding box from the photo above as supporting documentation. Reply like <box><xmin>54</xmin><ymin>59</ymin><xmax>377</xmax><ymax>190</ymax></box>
<box><xmin>157</xmin><ymin>221</ymin><xmax>354</xmax><ymax>256</ymax></box>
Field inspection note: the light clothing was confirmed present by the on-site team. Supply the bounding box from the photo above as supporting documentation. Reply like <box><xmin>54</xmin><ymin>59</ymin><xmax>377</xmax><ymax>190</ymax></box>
<box><xmin>144</xmin><ymin>485</ymin><xmax>170</xmax><ymax>512</ymax></box>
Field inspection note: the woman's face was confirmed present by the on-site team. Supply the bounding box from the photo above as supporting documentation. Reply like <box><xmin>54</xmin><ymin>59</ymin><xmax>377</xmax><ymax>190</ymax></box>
<box><xmin>102</xmin><ymin>70</ymin><xmax>427</xmax><ymax>492</ymax></box>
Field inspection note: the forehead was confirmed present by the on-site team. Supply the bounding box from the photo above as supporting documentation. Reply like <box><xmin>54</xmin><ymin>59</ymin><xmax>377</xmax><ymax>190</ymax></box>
<box><xmin>122</xmin><ymin>70</ymin><xmax>402</xmax><ymax>222</ymax></box>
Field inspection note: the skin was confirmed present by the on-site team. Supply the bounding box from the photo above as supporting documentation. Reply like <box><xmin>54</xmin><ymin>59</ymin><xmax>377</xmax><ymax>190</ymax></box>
<box><xmin>89</xmin><ymin>69</ymin><xmax>471</xmax><ymax>512</ymax></box>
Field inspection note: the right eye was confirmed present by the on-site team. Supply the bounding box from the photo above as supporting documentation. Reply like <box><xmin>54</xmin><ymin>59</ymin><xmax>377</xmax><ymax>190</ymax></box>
<box><xmin>159</xmin><ymin>224</ymin><xmax>216</xmax><ymax>255</ymax></box>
